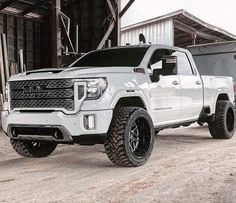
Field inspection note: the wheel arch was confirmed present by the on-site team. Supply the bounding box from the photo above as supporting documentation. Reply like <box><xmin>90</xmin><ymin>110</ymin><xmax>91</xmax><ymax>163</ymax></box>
<box><xmin>110</xmin><ymin>90</ymin><xmax>150</xmax><ymax>111</ymax></box>
<box><xmin>212</xmin><ymin>92</ymin><xmax>230</xmax><ymax>114</ymax></box>
<box><xmin>217</xmin><ymin>93</ymin><xmax>229</xmax><ymax>101</ymax></box>
<box><xmin>114</xmin><ymin>96</ymin><xmax>147</xmax><ymax>110</ymax></box>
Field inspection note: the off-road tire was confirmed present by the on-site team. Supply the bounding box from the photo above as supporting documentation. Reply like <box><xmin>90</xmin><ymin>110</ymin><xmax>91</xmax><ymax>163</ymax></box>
<box><xmin>104</xmin><ymin>107</ymin><xmax>155</xmax><ymax>167</ymax></box>
<box><xmin>10</xmin><ymin>140</ymin><xmax>57</xmax><ymax>158</ymax></box>
<box><xmin>208</xmin><ymin>101</ymin><xmax>236</xmax><ymax>139</ymax></box>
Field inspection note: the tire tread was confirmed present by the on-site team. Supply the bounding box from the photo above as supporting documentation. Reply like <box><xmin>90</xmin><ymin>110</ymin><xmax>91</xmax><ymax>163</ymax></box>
<box><xmin>105</xmin><ymin>107</ymin><xmax>153</xmax><ymax>167</ymax></box>
<box><xmin>11</xmin><ymin>140</ymin><xmax>57</xmax><ymax>158</ymax></box>
<box><xmin>209</xmin><ymin>101</ymin><xmax>235</xmax><ymax>139</ymax></box>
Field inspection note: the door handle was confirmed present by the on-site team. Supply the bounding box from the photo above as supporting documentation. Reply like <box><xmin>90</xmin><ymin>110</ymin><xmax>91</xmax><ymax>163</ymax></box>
<box><xmin>195</xmin><ymin>81</ymin><xmax>201</xmax><ymax>85</ymax></box>
<box><xmin>172</xmin><ymin>81</ymin><xmax>179</xmax><ymax>85</ymax></box>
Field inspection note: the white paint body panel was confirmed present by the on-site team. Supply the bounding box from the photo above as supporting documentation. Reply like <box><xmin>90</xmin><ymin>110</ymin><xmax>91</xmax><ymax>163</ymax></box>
<box><xmin>150</xmin><ymin>75</ymin><xmax>181</xmax><ymax>125</ymax></box>
<box><xmin>201</xmin><ymin>76</ymin><xmax>234</xmax><ymax>114</ymax></box>
<box><xmin>179</xmin><ymin>75</ymin><xmax>203</xmax><ymax>119</ymax></box>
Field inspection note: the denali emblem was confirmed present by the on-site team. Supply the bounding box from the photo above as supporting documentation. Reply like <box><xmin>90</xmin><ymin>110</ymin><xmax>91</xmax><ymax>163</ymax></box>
<box><xmin>24</xmin><ymin>85</ymin><xmax>46</xmax><ymax>93</ymax></box>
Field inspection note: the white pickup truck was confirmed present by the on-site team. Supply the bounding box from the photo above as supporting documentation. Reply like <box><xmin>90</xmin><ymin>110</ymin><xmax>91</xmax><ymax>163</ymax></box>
<box><xmin>1</xmin><ymin>45</ymin><xmax>235</xmax><ymax>167</ymax></box>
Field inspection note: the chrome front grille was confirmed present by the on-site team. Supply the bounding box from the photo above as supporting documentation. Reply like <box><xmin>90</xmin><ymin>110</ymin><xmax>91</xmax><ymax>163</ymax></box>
<box><xmin>9</xmin><ymin>79</ymin><xmax>75</xmax><ymax>111</ymax></box>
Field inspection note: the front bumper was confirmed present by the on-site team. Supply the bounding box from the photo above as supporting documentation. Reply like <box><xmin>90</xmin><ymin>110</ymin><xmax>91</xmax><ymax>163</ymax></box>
<box><xmin>1</xmin><ymin>109</ymin><xmax>113</xmax><ymax>140</ymax></box>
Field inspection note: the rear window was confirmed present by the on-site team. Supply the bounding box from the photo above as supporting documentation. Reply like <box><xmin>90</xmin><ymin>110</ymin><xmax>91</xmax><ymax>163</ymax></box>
<box><xmin>72</xmin><ymin>47</ymin><xmax>148</xmax><ymax>67</ymax></box>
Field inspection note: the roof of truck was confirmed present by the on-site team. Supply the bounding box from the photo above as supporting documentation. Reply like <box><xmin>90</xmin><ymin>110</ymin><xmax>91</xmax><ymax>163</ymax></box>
<box><xmin>101</xmin><ymin>44</ymin><xmax>188</xmax><ymax>53</ymax></box>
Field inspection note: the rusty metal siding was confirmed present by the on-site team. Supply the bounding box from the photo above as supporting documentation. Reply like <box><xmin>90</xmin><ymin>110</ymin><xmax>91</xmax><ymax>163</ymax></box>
<box><xmin>121</xmin><ymin>18</ymin><xmax>174</xmax><ymax>46</ymax></box>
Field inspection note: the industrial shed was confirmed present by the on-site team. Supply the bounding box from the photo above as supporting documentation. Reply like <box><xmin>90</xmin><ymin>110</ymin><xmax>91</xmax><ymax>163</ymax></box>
<box><xmin>121</xmin><ymin>9</ymin><xmax>236</xmax><ymax>47</ymax></box>
<box><xmin>0</xmin><ymin>0</ymin><xmax>134</xmax><ymax>70</ymax></box>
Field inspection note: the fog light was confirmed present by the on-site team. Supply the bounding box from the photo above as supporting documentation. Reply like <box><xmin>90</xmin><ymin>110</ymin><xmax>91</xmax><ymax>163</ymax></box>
<box><xmin>84</xmin><ymin>115</ymin><xmax>95</xmax><ymax>130</ymax></box>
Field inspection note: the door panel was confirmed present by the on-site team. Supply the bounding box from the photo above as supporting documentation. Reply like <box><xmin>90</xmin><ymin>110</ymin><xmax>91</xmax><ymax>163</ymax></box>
<box><xmin>150</xmin><ymin>75</ymin><xmax>181</xmax><ymax>125</ymax></box>
<box><xmin>179</xmin><ymin>75</ymin><xmax>203</xmax><ymax>118</ymax></box>
<box><xmin>171</xmin><ymin>51</ymin><xmax>203</xmax><ymax>119</ymax></box>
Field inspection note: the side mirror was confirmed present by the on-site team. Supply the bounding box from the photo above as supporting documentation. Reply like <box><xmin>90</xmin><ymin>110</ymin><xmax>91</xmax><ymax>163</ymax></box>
<box><xmin>148</xmin><ymin>68</ymin><xmax>153</xmax><ymax>75</ymax></box>
<box><xmin>152</xmin><ymin>69</ymin><xmax>163</xmax><ymax>82</ymax></box>
<box><xmin>162</xmin><ymin>55</ymin><xmax>177</xmax><ymax>71</ymax></box>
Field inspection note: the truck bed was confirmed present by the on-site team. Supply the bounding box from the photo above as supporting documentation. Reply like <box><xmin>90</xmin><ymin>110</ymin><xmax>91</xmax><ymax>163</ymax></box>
<box><xmin>202</xmin><ymin>75</ymin><xmax>234</xmax><ymax>111</ymax></box>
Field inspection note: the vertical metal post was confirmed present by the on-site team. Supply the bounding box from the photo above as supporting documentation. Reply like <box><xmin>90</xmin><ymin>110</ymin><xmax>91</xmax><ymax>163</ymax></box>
<box><xmin>108</xmin><ymin>40</ymin><xmax>111</xmax><ymax>48</ymax></box>
<box><xmin>52</xmin><ymin>0</ymin><xmax>61</xmax><ymax>67</ymax></box>
<box><xmin>76</xmin><ymin>25</ymin><xmax>79</xmax><ymax>53</ymax></box>
<box><xmin>0</xmin><ymin>37</ymin><xmax>6</xmax><ymax>102</ymax></box>
<box><xmin>192</xmin><ymin>34</ymin><xmax>197</xmax><ymax>45</ymax></box>
<box><xmin>117</xmin><ymin>0</ymin><xmax>121</xmax><ymax>46</ymax></box>
<box><xmin>18</xmin><ymin>49</ymin><xmax>24</xmax><ymax>73</ymax></box>
<box><xmin>1</xmin><ymin>34</ymin><xmax>9</xmax><ymax>80</ymax></box>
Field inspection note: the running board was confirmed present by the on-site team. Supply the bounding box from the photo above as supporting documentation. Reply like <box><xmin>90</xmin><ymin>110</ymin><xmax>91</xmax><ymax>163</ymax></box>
<box><xmin>155</xmin><ymin>119</ymin><xmax>197</xmax><ymax>131</ymax></box>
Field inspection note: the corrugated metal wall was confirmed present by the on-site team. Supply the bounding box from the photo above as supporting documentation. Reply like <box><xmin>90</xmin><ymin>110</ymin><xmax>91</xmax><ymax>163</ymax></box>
<box><xmin>121</xmin><ymin>18</ymin><xmax>174</xmax><ymax>46</ymax></box>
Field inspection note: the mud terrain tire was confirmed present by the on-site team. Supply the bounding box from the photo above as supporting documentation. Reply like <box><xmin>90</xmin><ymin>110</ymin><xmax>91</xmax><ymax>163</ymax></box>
<box><xmin>208</xmin><ymin>101</ymin><xmax>236</xmax><ymax>139</ymax></box>
<box><xmin>105</xmin><ymin>107</ymin><xmax>155</xmax><ymax>167</ymax></box>
<box><xmin>11</xmin><ymin>140</ymin><xmax>57</xmax><ymax>158</ymax></box>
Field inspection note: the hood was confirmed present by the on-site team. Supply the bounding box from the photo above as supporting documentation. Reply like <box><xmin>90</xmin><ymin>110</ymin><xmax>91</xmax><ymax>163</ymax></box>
<box><xmin>9</xmin><ymin>66</ymin><xmax>134</xmax><ymax>81</ymax></box>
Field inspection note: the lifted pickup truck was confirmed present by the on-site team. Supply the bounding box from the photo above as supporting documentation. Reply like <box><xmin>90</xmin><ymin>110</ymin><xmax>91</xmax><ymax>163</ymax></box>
<box><xmin>1</xmin><ymin>45</ymin><xmax>236</xmax><ymax>167</ymax></box>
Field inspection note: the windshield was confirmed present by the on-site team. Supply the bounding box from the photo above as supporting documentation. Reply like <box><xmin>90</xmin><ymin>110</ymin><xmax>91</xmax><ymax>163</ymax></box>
<box><xmin>72</xmin><ymin>47</ymin><xmax>149</xmax><ymax>67</ymax></box>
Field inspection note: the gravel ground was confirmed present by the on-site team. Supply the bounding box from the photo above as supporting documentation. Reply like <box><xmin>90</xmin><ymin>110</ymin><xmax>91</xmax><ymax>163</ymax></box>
<box><xmin>0</xmin><ymin>124</ymin><xmax>236</xmax><ymax>203</ymax></box>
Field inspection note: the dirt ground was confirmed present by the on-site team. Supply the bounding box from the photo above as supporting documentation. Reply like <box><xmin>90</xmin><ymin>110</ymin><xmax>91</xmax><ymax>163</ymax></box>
<box><xmin>0</xmin><ymin>124</ymin><xmax>236</xmax><ymax>203</ymax></box>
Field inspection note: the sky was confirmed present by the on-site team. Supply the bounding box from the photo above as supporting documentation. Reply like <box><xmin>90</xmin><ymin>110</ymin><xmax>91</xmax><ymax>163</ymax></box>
<box><xmin>121</xmin><ymin>0</ymin><xmax>236</xmax><ymax>35</ymax></box>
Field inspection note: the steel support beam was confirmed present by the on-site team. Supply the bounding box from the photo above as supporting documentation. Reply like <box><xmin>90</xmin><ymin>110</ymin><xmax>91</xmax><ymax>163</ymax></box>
<box><xmin>97</xmin><ymin>21</ymin><xmax>115</xmax><ymax>50</ymax></box>
<box><xmin>60</xmin><ymin>13</ymin><xmax>75</xmax><ymax>53</ymax></box>
<box><xmin>20</xmin><ymin>0</ymin><xmax>47</xmax><ymax>16</ymax></box>
<box><xmin>52</xmin><ymin>0</ymin><xmax>61</xmax><ymax>67</ymax></box>
<box><xmin>106</xmin><ymin>0</ymin><xmax>116</xmax><ymax>20</ymax></box>
<box><xmin>117</xmin><ymin>0</ymin><xmax>121</xmax><ymax>46</ymax></box>
<box><xmin>119</xmin><ymin>0</ymin><xmax>135</xmax><ymax>18</ymax></box>
<box><xmin>97</xmin><ymin>0</ymin><xmax>117</xmax><ymax>49</ymax></box>
<box><xmin>174</xmin><ymin>19</ymin><xmax>224</xmax><ymax>42</ymax></box>
<box><xmin>62</xmin><ymin>0</ymin><xmax>77</xmax><ymax>8</ymax></box>
<box><xmin>0</xmin><ymin>0</ymin><xmax>18</xmax><ymax>11</ymax></box>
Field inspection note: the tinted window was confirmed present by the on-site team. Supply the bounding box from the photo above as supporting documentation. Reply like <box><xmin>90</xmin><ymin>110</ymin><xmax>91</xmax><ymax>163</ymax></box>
<box><xmin>72</xmin><ymin>48</ymin><xmax>148</xmax><ymax>67</ymax></box>
<box><xmin>148</xmin><ymin>49</ymin><xmax>177</xmax><ymax>82</ymax></box>
<box><xmin>172</xmin><ymin>51</ymin><xmax>193</xmax><ymax>75</ymax></box>
<box><xmin>149</xmin><ymin>49</ymin><xmax>170</xmax><ymax>68</ymax></box>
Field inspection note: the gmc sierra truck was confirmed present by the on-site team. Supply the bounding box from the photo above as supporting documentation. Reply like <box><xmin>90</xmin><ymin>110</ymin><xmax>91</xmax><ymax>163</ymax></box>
<box><xmin>1</xmin><ymin>45</ymin><xmax>235</xmax><ymax>167</ymax></box>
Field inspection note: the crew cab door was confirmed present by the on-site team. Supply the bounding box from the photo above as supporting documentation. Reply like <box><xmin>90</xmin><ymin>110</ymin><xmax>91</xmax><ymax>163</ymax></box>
<box><xmin>172</xmin><ymin>51</ymin><xmax>203</xmax><ymax>119</ymax></box>
<box><xmin>148</xmin><ymin>49</ymin><xmax>181</xmax><ymax>125</ymax></box>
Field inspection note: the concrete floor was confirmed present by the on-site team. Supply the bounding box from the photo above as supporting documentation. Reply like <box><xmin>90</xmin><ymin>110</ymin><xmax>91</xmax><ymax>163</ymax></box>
<box><xmin>0</xmin><ymin>124</ymin><xmax>236</xmax><ymax>203</ymax></box>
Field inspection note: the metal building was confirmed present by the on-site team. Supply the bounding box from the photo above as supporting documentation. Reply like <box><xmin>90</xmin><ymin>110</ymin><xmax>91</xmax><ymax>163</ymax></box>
<box><xmin>121</xmin><ymin>10</ymin><xmax>236</xmax><ymax>47</ymax></box>
<box><xmin>0</xmin><ymin>0</ymin><xmax>135</xmax><ymax>70</ymax></box>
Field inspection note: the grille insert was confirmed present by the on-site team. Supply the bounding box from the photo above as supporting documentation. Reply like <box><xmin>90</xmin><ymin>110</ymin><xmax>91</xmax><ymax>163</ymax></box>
<box><xmin>10</xmin><ymin>79</ymin><xmax>76</xmax><ymax>111</ymax></box>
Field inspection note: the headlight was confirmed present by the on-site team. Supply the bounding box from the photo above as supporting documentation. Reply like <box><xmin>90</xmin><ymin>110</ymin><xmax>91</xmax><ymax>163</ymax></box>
<box><xmin>86</xmin><ymin>78</ymin><xmax>107</xmax><ymax>100</ymax></box>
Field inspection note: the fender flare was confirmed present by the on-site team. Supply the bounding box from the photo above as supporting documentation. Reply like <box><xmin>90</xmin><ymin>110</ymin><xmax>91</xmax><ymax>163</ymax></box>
<box><xmin>110</xmin><ymin>90</ymin><xmax>151</xmax><ymax>113</ymax></box>
<box><xmin>212</xmin><ymin>89</ymin><xmax>230</xmax><ymax>114</ymax></box>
